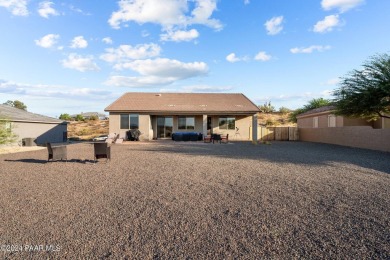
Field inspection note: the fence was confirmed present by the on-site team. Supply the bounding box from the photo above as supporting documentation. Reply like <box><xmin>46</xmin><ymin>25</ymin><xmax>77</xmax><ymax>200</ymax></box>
<box><xmin>299</xmin><ymin>126</ymin><xmax>390</xmax><ymax>152</ymax></box>
<box><xmin>258</xmin><ymin>127</ymin><xmax>299</xmax><ymax>141</ymax></box>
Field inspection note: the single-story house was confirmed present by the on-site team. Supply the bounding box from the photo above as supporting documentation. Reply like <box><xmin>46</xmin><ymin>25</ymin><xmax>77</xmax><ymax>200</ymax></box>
<box><xmin>105</xmin><ymin>92</ymin><xmax>260</xmax><ymax>141</ymax></box>
<box><xmin>0</xmin><ymin>104</ymin><xmax>68</xmax><ymax>145</ymax></box>
<box><xmin>70</xmin><ymin>112</ymin><xmax>108</xmax><ymax>120</ymax></box>
<box><xmin>296</xmin><ymin>105</ymin><xmax>390</xmax><ymax>129</ymax></box>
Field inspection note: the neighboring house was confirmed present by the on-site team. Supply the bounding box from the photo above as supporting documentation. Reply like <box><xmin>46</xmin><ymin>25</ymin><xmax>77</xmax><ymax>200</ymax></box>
<box><xmin>296</xmin><ymin>105</ymin><xmax>389</xmax><ymax>129</ymax></box>
<box><xmin>0</xmin><ymin>104</ymin><xmax>68</xmax><ymax>145</ymax></box>
<box><xmin>105</xmin><ymin>92</ymin><xmax>260</xmax><ymax>141</ymax></box>
<box><xmin>296</xmin><ymin>105</ymin><xmax>390</xmax><ymax>152</ymax></box>
<box><xmin>70</xmin><ymin>112</ymin><xmax>108</xmax><ymax>120</ymax></box>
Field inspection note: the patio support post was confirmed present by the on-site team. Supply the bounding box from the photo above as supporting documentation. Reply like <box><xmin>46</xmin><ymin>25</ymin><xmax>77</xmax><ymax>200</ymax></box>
<box><xmin>202</xmin><ymin>114</ymin><xmax>207</xmax><ymax>137</ymax></box>
<box><xmin>252</xmin><ymin>113</ymin><xmax>258</xmax><ymax>142</ymax></box>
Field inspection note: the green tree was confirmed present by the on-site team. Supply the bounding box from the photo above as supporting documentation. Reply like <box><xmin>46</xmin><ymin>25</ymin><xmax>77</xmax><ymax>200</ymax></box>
<box><xmin>59</xmin><ymin>113</ymin><xmax>72</xmax><ymax>120</ymax></box>
<box><xmin>289</xmin><ymin>98</ymin><xmax>331</xmax><ymax>123</ymax></box>
<box><xmin>333</xmin><ymin>53</ymin><xmax>390</xmax><ymax>120</ymax></box>
<box><xmin>3</xmin><ymin>100</ymin><xmax>27</xmax><ymax>111</ymax></box>
<box><xmin>0</xmin><ymin>117</ymin><xmax>17</xmax><ymax>145</ymax></box>
<box><xmin>258</xmin><ymin>101</ymin><xmax>275</xmax><ymax>113</ymax></box>
<box><xmin>75</xmin><ymin>114</ymin><xmax>84</xmax><ymax>121</ymax></box>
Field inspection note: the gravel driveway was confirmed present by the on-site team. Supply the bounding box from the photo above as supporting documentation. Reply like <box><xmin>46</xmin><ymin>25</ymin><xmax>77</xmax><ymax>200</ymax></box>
<box><xmin>1</xmin><ymin>141</ymin><xmax>389</xmax><ymax>259</ymax></box>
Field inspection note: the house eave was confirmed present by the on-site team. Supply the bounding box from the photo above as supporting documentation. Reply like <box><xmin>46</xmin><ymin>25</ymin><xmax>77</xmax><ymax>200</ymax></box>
<box><xmin>105</xmin><ymin>110</ymin><xmax>259</xmax><ymax>115</ymax></box>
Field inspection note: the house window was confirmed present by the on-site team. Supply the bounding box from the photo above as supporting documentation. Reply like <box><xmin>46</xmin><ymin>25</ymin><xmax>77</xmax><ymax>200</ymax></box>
<box><xmin>178</xmin><ymin>116</ymin><xmax>195</xmax><ymax>130</ymax></box>
<box><xmin>120</xmin><ymin>114</ymin><xmax>139</xmax><ymax>129</ymax></box>
<box><xmin>313</xmin><ymin>117</ymin><xmax>319</xmax><ymax>128</ymax></box>
<box><xmin>328</xmin><ymin>115</ymin><xmax>336</xmax><ymax>127</ymax></box>
<box><xmin>219</xmin><ymin>117</ymin><xmax>235</xmax><ymax>130</ymax></box>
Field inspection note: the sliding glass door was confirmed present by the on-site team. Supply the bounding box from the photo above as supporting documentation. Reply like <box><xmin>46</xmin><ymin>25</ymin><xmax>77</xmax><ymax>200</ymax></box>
<box><xmin>157</xmin><ymin>116</ymin><xmax>173</xmax><ymax>138</ymax></box>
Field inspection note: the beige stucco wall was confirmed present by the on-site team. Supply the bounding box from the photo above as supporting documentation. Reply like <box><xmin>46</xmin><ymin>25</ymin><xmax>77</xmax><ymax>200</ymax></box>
<box><xmin>108</xmin><ymin>113</ymin><xmax>151</xmax><ymax>141</ymax></box>
<box><xmin>297</xmin><ymin>117</ymin><xmax>313</xmax><ymax>128</ymax></box>
<box><xmin>384</xmin><ymin>117</ymin><xmax>390</xmax><ymax>129</ymax></box>
<box><xmin>343</xmin><ymin>117</ymin><xmax>371</xmax><ymax>127</ymax></box>
<box><xmin>11</xmin><ymin>121</ymin><xmax>67</xmax><ymax>145</ymax></box>
<box><xmin>209</xmin><ymin>115</ymin><xmax>252</xmax><ymax>141</ymax></box>
<box><xmin>109</xmin><ymin>113</ymin><xmax>256</xmax><ymax>141</ymax></box>
<box><xmin>299</xmin><ymin>127</ymin><xmax>390</xmax><ymax>152</ymax></box>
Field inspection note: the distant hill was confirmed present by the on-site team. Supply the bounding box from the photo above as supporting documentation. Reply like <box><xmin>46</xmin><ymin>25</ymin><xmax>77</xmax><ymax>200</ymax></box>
<box><xmin>67</xmin><ymin>120</ymin><xmax>109</xmax><ymax>140</ymax></box>
<box><xmin>257</xmin><ymin>112</ymin><xmax>296</xmax><ymax>127</ymax></box>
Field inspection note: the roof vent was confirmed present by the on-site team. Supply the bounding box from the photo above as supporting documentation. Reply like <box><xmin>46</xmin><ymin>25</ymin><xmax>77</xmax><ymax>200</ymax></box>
<box><xmin>235</xmin><ymin>104</ymin><xmax>243</xmax><ymax>107</ymax></box>
<box><xmin>199</xmin><ymin>104</ymin><xmax>207</xmax><ymax>107</ymax></box>
<box><xmin>167</xmin><ymin>104</ymin><xmax>175</xmax><ymax>107</ymax></box>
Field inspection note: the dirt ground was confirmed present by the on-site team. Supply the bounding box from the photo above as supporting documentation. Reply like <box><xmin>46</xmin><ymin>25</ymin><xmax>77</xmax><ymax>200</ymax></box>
<box><xmin>0</xmin><ymin>141</ymin><xmax>389</xmax><ymax>259</ymax></box>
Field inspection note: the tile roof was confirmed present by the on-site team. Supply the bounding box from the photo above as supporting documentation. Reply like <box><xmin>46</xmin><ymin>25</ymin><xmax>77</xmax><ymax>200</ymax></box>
<box><xmin>105</xmin><ymin>93</ymin><xmax>260</xmax><ymax>114</ymax></box>
<box><xmin>0</xmin><ymin>104</ymin><xmax>66</xmax><ymax>124</ymax></box>
<box><xmin>296</xmin><ymin>105</ymin><xmax>336</xmax><ymax>118</ymax></box>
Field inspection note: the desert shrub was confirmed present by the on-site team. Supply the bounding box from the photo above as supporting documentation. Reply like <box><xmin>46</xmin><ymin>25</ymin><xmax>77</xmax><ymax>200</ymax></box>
<box><xmin>75</xmin><ymin>114</ymin><xmax>84</xmax><ymax>121</ymax></box>
<box><xmin>279</xmin><ymin>106</ymin><xmax>291</xmax><ymax>114</ymax></box>
<box><xmin>89</xmin><ymin>115</ymin><xmax>98</xmax><ymax>121</ymax></box>
<box><xmin>265</xmin><ymin>118</ymin><xmax>276</xmax><ymax>126</ymax></box>
<box><xmin>258</xmin><ymin>102</ymin><xmax>275</xmax><ymax>113</ymax></box>
<box><xmin>59</xmin><ymin>113</ymin><xmax>72</xmax><ymax>120</ymax></box>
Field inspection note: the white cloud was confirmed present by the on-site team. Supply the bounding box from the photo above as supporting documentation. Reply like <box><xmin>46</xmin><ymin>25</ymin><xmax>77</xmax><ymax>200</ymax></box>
<box><xmin>313</xmin><ymin>15</ymin><xmax>341</xmax><ymax>33</ymax></box>
<box><xmin>108</xmin><ymin>0</ymin><xmax>222</xmax><ymax>31</ymax></box>
<box><xmin>115</xmin><ymin>58</ymin><xmax>208</xmax><ymax>78</ymax></box>
<box><xmin>254</xmin><ymin>51</ymin><xmax>272</xmax><ymax>61</ymax></box>
<box><xmin>68</xmin><ymin>4</ymin><xmax>91</xmax><ymax>16</ymax></box>
<box><xmin>290</xmin><ymin>45</ymin><xmax>331</xmax><ymax>54</ymax></box>
<box><xmin>0</xmin><ymin>0</ymin><xmax>28</xmax><ymax>16</ymax></box>
<box><xmin>70</xmin><ymin>36</ymin><xmax>88</xmax><ymax>49</ymax></box>
<box><xmin>38</xmin><ymin>1</ymin><xmax>58</xmax><ymax>18</ymax></box>
<box><xmin>321</xmin><ymin>0</ymin><xmax>364</xmax><ymax>12</ymax></box>
<box><xmin>105</xmin><ymin>58</ymin><xmax>208</xmax><ymax>87</ymax></box>
<box><xmin>264</xmin><ymin>16</ymin><xmax>284</xmax><ymax>35</ymax></box>
<box><xmin>61</xmin><ymin>54</ymin><xmax>100</xmax><ymax>72</ymax></box>
<box><xmin>35</xmin><ymin>34</ymin><xmax>60</xmax><ymax>48</ymax></box>
<box><xmin>189</xmin><ymin>0</ymin><xmax>222</xmax><ymax>30</ymax></box>
<box><xmin>104</xmin><ymin>75</ymin><xmax>174</xmax><ymax>88</ymax></box>
<box><xmin>181</xmin><ymin>85</ymin><xmax>233</xmax><ymax>92</ymax></box>
<box><xmin>244</xmin><ymin>0</ymin><xmax>250</xmax><ymax>5</ymax></box>
<box><xmin>160</xmin><ymin>29</ymin><xmax>199</xmax><ymax>42</ymax></box>
<box><xmin>100</xmin><ymin>43</ymin><xmax>161</xmax><ymax>63</ymax></box>
<box><xmin>102</xmin><ymin>37</ymin><xmax>113</xmax><ymax>44</ymax></box>
<box><xmin>226</xmin><ymin>53</ymin><xmax>240</xmax><ymax>63</ymax></box>
<box><xmin>0</xmin><ymin>79</ymin><xmax>111</xmax><ymax>99</ymax></box>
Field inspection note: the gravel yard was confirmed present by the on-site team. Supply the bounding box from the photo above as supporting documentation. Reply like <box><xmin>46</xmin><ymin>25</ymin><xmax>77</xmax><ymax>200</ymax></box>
<box><xmin>0</xmin><ymin>141</ymin><xmax>389</xmax><ymax>259</ymax></box>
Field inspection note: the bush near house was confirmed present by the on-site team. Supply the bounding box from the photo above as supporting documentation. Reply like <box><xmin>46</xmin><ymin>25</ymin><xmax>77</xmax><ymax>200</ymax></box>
<box><xmin>0</xmin><ymin>117</ymin><xmax>17</xmax><ymax>145</ymax></box>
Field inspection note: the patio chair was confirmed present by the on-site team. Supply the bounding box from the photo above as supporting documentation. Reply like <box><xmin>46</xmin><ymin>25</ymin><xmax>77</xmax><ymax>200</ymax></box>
<box><xmin>221</xmin><ymin>134</ymin><xmax>229</xmax><ymax>143</ymax></box>
<box><xmin>204</xmin><ymin>135</ymin><xmax>212</xmax><ymax>143</ymax></box>
<box><xmin>212</xmin><ymin>134</ymin><xmax>222</xmax><ymax>144</ymax></box>
<box><xmin>94</xmin><ymin>142</ymin><xmax>111</xmax><ymax>163</ymax></box>
<box><xmin>47</xmin><ymin>143</ymin><xmax>67</xmax><ymax>162</ymax></box>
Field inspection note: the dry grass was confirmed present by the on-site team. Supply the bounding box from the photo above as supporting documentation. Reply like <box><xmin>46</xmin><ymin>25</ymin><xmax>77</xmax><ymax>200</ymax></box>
<box><xmin>67</xmin><ymin>120</ymin><xmax>109</xmax><ymax>140</ymax></box>
<box><xmin>0</xmin><ymin>141</ymin><xmax>389</xmax><ymax>259</ymax></box>
<box><xmin>257</xmin><ymin>112</ymin><xmax>296</xmax><ymax>127</ymax></box>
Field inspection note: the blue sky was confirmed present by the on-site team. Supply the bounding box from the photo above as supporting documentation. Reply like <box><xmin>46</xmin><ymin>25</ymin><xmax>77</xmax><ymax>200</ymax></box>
<box><xmin>0</xmin><ymin>0</ymin><xmax>389</xmax><ymax>117</ymax></box>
